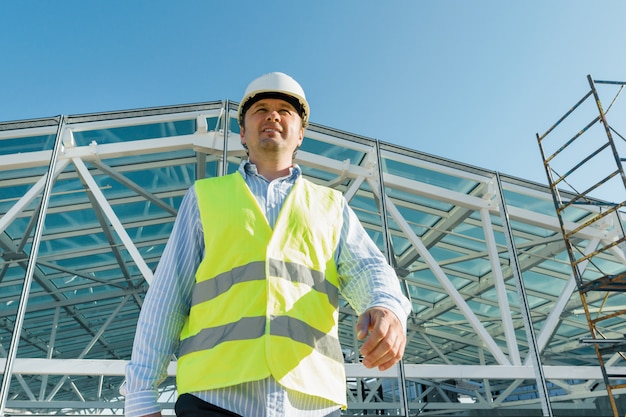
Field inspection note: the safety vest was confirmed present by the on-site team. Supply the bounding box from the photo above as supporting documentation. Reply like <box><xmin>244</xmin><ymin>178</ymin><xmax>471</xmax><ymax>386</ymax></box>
<box><xmin>176</xmin><ymin>172</ymin><xmax>347</xmax><ymax>407</ymax></box>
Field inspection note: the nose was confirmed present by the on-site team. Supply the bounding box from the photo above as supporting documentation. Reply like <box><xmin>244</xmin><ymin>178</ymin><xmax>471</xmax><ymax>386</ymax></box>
<box><xmin>266</xmin><ymin>110</ymin><xmax>280</xmax><ymax>121</ymax></box>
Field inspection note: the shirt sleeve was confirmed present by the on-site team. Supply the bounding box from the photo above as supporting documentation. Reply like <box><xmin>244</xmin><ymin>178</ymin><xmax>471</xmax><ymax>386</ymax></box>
<box><xmin>336</xmin><ymin>199</ymin><xmax>412</xmax><ymax>328</ymax></box>
<box><xmin>122</xmin><ymin>186</ymin><xmax>204</xmax><ymax>417</ymax></box>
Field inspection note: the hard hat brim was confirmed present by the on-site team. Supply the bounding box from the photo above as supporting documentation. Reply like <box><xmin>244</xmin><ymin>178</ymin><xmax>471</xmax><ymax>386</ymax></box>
<box><xmin>239</xmin><ymin>92</ymin><xmax>305</xmax><ymax>125</ymax></box>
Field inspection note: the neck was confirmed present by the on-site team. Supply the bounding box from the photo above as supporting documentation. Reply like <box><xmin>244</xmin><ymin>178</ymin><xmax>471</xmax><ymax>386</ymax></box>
<box><xmin>249</xmin><ymin>157</ymin><xmax>293</xmax><ymax>181</ymax></box>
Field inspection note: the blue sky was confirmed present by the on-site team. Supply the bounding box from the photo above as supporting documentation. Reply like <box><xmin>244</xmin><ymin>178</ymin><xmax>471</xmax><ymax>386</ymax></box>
<box><xmin>2</xmin><ymin>1</ymin><xmax>625</xmax><ymax>184</ymax></box>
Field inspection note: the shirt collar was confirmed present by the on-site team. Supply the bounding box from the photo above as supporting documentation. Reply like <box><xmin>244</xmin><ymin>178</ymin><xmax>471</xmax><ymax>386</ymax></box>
<box><xmin>239</xmin><ymin>160</ymin><xmax>302</xmax><ymax>181</ymax></box>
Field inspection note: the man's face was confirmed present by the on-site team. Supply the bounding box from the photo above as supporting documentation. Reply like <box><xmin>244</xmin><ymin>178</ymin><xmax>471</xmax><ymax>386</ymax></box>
<box><xmin>240</xmin><ymin>98</ymin><xmax>304</xmax><ymax>160</ymax></box>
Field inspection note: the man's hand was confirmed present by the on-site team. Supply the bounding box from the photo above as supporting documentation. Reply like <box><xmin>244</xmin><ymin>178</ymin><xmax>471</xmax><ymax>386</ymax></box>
<box><xmin>356</xmin><ymin>307</ymin><xmax>406</xmax><ymax>371</ymax></box>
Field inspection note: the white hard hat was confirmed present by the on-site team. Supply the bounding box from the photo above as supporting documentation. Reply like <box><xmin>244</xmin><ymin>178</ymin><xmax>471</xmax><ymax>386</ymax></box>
<box><xmin>238</xmin><ymin>72</ymin><xmax>310</xmax><ymax>127</ymax></box>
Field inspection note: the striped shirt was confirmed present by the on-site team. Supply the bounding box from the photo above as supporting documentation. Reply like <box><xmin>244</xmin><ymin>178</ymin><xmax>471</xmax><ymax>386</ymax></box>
<box><xmin>122</xmin><ymin>161</ymin><xmax>411</xmax><ymax>417</ymax></box>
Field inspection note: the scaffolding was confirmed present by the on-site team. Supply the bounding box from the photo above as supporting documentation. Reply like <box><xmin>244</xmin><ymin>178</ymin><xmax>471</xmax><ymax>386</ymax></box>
<box><xmin>537</xmin><ymin>75</ymin><xmax>626</xmax><ymax>417</ymax></box>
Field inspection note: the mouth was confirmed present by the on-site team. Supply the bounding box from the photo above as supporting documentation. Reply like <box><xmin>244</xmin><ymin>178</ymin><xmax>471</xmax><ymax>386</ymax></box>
<box><xmin>261</xmin><ymin>126</ymin><xmax>282</xmax><ymax>135</ymax></box>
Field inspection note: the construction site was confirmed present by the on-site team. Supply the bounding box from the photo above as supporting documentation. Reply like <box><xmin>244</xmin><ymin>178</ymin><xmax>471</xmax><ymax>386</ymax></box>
<box><xmin>1</xmin><ymin>75</ymin><xmax>626</xmax><ymax>416</ymax></box>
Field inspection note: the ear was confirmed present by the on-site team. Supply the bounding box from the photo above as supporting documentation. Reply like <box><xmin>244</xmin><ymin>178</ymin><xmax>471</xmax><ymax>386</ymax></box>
<box><xmin>297</xmin><ymin>127</ymin><xmax>304</xmax><ymax>146</ymax></box>
<box><xmin>240</xmin><ymin>126</ymin><xmax>246</xmax><ymax>145</ymax></box>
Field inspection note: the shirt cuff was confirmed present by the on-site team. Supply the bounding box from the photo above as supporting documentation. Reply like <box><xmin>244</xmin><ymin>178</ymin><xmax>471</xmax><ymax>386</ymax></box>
<box><xmin>124</xmin><ymin>390</ymin><xmax>161</xmax><ymax>417</ymax></box>
<box><xmin>369</xmin><ymin>293</ymin><xmax>412</xmax><ymax>333</ymax></box>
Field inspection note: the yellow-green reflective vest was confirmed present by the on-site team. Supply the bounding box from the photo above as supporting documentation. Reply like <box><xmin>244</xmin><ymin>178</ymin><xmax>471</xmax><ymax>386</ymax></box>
<box><xmin>176</xmin><ymin>172</ymin><xmax>347</xmax><ymax>407</ymax></box>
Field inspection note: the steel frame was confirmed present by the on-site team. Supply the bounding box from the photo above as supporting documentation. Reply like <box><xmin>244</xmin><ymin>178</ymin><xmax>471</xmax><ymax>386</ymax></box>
<box><xmin>0</xmin><ymin>99</ymin><xmax>625</xmax><ymax>415</ymax></box>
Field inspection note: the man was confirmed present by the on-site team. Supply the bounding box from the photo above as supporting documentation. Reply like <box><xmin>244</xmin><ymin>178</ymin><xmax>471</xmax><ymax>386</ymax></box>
<box><xmin>123</xmin><ymin>72</ymin><xmax>411</xmax><ymax>417</ymax></box>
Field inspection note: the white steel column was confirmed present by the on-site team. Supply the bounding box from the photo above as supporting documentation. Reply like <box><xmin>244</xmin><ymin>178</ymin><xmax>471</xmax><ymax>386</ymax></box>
<box><xmin>495</xmin><ymin>172</ymin><xmax>553</xmax><ymax>416</ymax></box>
<box><xmin>0</xmin><ymin>116</ymin><xmax>67</xmax><ymax>416</ymax></box>
<box><xmin>372</xmin><ymin>141</ymin><xmax>410</xmax><ymax>416</ymax></box>
<box><xmin>220</xmin><ymin>101</ymin><xmax>230</xmax><ymax>177</ymax></box>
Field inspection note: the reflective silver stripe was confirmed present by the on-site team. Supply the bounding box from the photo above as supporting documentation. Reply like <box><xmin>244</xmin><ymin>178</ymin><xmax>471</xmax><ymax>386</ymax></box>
<box><xmin>192</xmin><ymin>260</ymin><xmax>338</xmax><ymax>308</ymax></box>
<box><xmin>270</xmin><ymin>316</ymin><xmax>344</xmax><ymax>363</ymax></box>
<box><xmin>178</xmin><ymin>316</ymin><xmax>266</xmax><ymax>357</ymax></box>
<box><xmin>178</xmin><ymin>315</ymin><xmax>342</xmax><ymax>363</ymax></box>
<box><xmin>268</xmin><ymin>259</ymin><xmax>339</xmax><ymax>308</ymax></box>
<box><xmin>192</xmin><ymin>262</ymin><xmax>266</xmax><ymax>307</ymax></box>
